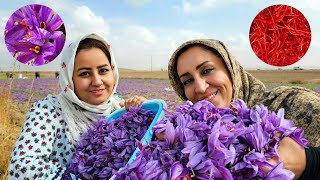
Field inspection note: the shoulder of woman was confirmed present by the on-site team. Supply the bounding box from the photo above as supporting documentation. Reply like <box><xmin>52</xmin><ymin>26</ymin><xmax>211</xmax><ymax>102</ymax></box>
<box><xmin>28</xmin><ymin>95</ymin><xmax>62</xmax><ymax>115</ymax></box>
<box><xmin>265</xmin><ymin>86</ymin><xmax>319</xmax><ymax>98</ymax></box>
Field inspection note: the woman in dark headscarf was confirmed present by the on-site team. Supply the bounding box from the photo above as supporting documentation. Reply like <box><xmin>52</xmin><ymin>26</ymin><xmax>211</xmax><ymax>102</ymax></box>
<box><xmin>168</xmin><ymin>39</ymin><xmax>320</xmax><ymax>179</ymax></box>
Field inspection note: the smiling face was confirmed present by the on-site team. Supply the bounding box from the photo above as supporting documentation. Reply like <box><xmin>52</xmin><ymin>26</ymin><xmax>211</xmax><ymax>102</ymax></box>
<box><xmin>177</xmin><ymin>45</ymin><xmax>233</xmax><ymax>108</ymax></box>
<box><xmin>72</xmin><ymin>47</ymin><xmax>115</xmax><ymax>105</ymax></box>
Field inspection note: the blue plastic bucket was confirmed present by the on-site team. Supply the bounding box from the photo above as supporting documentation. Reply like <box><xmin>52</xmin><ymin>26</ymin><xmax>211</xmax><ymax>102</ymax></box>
<box><xmin>106</xmin><ymin>99</ymin><xmax>167</xmax><ymax>177</ymax></box>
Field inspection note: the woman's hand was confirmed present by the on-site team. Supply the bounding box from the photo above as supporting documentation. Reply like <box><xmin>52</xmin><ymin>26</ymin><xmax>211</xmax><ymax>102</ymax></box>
<box><xmin>119</xmin><ymin>96</ymin><xmax>148</xmax><ymax>111</ymax></box>
<box><xmin>267</xmin><ymin>137</ymin><xmax>307</xmax><ymax>179</ymax></box>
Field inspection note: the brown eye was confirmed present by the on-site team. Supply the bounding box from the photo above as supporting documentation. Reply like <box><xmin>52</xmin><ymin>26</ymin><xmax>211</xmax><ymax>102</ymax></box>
<box><xmin>203</xmin><ymin>68</ymin><xmax>214</xmax><ymax>74</ymax></box>
<box><xmin>79</xmin><ymin>71</ymin><xmax>90</xmax><ymax>77</ymax></box>
<box><xmin>100</xmin><ymin>68</ymin><xmax>109</xmax><ymax>73</ymax></box>
<box><xmin>182</xmin><ymin>78</ymin><xmax>193</xmax><ymax>86</ymax></box>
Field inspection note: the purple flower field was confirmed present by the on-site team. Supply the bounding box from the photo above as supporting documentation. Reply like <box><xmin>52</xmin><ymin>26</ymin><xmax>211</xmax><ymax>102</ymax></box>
<box><xmin>0</xmin><ymin>78</ymin><xmax>319</xmax><ymax>109</ymax></box>
<box><xmin>0</xmin><ymin>78</ymin><xmax>182</xmax><ymax>109</ymax></box>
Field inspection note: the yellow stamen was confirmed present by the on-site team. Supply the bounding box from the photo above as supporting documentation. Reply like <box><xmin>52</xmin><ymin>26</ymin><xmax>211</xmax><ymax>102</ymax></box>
<box><xmin>20</xmin><ymin>19</ymin><xmax>28</xmax><ymax>26</ymax></box>
<box><xmin>29</xmin><ymin>46</ymin><xmax>41</xmax><ymax>54</ymax></box>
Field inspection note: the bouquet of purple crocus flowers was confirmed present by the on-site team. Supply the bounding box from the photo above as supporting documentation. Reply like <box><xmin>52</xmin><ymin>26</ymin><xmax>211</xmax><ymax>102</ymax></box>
<box><xmin>115</xmin><ymin>99</ymin><xmax>307</xmax><ymax>180</ymax></box>
<box><xmin>68</xmin><ymin>106</ymin><xmax>155</xmax><ymax>179</ymax></box>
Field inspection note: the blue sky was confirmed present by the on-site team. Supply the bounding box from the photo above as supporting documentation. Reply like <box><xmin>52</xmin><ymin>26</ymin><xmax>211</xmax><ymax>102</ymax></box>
<box><xmin>1</xmin><ymin>0</ymin><xmax>320</xmax><ymax>71</ymax></box>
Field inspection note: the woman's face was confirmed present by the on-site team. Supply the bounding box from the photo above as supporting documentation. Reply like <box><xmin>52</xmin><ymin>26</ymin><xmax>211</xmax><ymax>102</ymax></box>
<box><xmin>177</xmin><ymin>46</ymin><xmax>233</xmax><ymax>108</ymax></box>
<box><xmin>73</xmin><ymin>47</ymin><xmax>115</xmax><ymax>105</ymax></box>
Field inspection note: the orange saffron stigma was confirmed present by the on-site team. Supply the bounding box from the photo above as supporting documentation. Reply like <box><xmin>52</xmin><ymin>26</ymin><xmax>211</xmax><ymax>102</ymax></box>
<box><xmin>20</xmin><ymin>19</ymin><xmax>28</xmax><ymax>26</ymax></box>
<box><xmin>40</xmin><ymin>21</ymin><xmax>47</xmax><ymax>30</ymax></box>
<box><xmin>29</xmin><ymin>46</ymin><xmax>41</xmax><ymax>53</ymax></box>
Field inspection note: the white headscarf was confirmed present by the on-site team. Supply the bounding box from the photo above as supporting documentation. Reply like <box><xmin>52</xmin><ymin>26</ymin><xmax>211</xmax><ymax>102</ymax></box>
<box><xmin>57</xmin><ymin>33</ymin><xmax>122</xmax><ymax>143</ymax></box>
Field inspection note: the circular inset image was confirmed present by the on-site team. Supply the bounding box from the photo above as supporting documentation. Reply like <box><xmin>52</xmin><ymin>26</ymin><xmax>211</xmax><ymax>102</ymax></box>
<box><xmin>4</xmin><ymin>4</ymin><xmax>66</xmax><ymax>66</ymax></box>
<box><xmin>249</xmin><ymin>4</ymin><xmax>311</xmax><ymax>67</ymax></box>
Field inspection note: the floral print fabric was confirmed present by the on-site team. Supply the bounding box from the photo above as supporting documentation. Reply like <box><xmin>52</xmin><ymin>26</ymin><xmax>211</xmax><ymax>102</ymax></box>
<box><xmin>8</xmin><ymin>96</ymin><xmax>76</xmax><ymax>179</ymax></box>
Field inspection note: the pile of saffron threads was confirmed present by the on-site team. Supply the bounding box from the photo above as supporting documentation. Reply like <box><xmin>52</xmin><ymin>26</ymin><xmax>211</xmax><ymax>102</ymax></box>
<box><xmin>249</xmin><ymin>4</ymin><xmax>311</xmax><ymax>66</ymax></box>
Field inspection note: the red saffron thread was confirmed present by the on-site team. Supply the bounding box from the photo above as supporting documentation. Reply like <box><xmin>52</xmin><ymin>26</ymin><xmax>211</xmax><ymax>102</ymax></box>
<box><xmin>249</xmin><ymin>4</ymin><xmax>311</xmax><ymax>66</ymax></box>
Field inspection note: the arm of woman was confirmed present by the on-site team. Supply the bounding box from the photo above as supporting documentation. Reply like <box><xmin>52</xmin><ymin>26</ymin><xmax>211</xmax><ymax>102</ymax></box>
<box><xmin>8</xmin><ymin>100</ymin><xmax>71</xmax><ymax>179</ymax></box>
<box><xmin>275</xmin><ymin>137</ymin><xmax>306</xmax><ymax>180</ymax></box>
<box><xmin>274</xmin><ymin>137</ymin><xmax>320</xmax><ymax>180</ymax></box>
<box><xmin>298</xmin><ymin>145</ymin><xmax>320</xmax><ymax>180</ymax></box>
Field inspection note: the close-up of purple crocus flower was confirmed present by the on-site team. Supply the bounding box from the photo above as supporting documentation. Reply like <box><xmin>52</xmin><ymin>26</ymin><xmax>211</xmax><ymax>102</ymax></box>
<box><xmin>4</xmin><ymin>4</ymin><xmax>65</xmax><ymax>66</ymax></box>
<box><xmin>30</xmin><ymin>4</ymin><xmax>64</xmax><ymax>32</ymax></box>
<box><xmin>9</xmin><ymin>27</ymin><xmax>58</xmax><ymax>66</ymax></box>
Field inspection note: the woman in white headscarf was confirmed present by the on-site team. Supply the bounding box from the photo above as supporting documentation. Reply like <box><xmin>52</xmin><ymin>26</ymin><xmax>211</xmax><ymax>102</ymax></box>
<box><xmin>8</xmin><ymin>33</ymin><xmax>146</xmax><ymax>179</ymax></box>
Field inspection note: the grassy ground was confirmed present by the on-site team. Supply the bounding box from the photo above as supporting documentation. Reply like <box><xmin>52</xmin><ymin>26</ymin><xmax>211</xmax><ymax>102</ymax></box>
<box><xmin>0</xmin><ymin>71</ymin><xmax>58</xmax><ymax>79</ymax></box>
<box><xmin>0</xmin><ymin>91</ymin><xmax>25</xmax><ymax>179</ymax></box>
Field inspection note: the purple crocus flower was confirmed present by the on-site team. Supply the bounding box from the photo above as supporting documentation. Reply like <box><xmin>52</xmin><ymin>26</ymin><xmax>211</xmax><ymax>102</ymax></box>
<box><xmin>314</xmin><ymin>86</ymin><xmax>320</xmax><ymax>94</ymax></box>
<box><xmin>79</xmin><ymin>99</ymin><xmax>307</xmax><ymax>179</ymax></box>
<box><xmin>170</xmin><ymin>162</ymin><xmax>184</xmax><ymax>179</ymax></box>
<box><xmin>5</xmin><ymin>5</ymin><xmax>33</xmax><ymax>33</ymax></box>
<box><xmin>30</xmin><ymin>4</ymin><xmax>64</xmax><ymax>32</ymax></box>
<box><xmin>69</xmin><ymin>106</ymin><xmax>155</xmax><ymax>179</ymax></box>
<box><xmin>264</xmin><ymin>162</ymin><xmax>294</xmax><ymax>180</ymax></box>
<box><xmin>10</xmin><ymin>28</ymin><xmax>56</xmax><ymax>66</ymax></box>
<box><xmin>4</xmin><ymin>4</ymin><xmax>65</xmax><ymax>66</ymax></box>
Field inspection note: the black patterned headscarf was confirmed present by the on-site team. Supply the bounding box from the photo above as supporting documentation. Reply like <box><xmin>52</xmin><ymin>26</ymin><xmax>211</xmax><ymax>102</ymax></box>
<box><xmin>168</xmin><ymin>39</ymin><xmax>320</xmax><ymax>146</ymax></box>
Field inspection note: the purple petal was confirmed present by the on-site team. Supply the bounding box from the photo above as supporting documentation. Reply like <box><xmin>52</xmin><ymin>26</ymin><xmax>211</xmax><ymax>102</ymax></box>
<box><xmin>47</xmin><ymin>13</ymin><xmax>64</xmax><ymax>31</ymax></box>
<box><xmin>170</xmin><ymin>162</ymin><xmax>184</xmax><ymax>179</ymax></box>
<box><xmin>165</xmin><ymin>121</ymin><xmax>175</xmax><ymax>145</ymax></box>
<box><xmin>186</xmin><ymin>151</ymin><xmax>206</xmax><ymax>169</ymax></box>
<box><xmin>265</xmin><ymin>162</ymin><xmax>294</xmax><ymax>180</ymax></box>
<box><xmin>33</xmin><ymin>54</ymin><xmax>45</xmax><ymax>66</ymax></box>
<box><xmin>16</xmin><ymin>52</ymin><xmax>35</xmax><ymax>64</ymax></box>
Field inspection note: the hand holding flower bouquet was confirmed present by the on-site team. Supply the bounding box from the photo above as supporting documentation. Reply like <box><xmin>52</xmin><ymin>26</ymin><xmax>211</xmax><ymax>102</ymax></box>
<box><xmin>115</xmin><ymin>99</ymin><xmax>307</xmax><ymax>180</ymax></box>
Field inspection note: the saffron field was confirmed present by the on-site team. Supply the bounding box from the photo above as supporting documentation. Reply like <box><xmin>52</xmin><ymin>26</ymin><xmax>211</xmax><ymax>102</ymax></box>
<box><xmin>0</xmin><ymin>75</ymin><xmax>319</xmax><ymax>179</ymax></box>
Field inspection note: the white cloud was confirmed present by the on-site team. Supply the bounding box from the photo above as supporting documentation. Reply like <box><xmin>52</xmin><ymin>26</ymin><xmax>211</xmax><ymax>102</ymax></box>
<box><xmin>182</xmin><ymin>0</ymin><xmax>218</xmax><ymax>14</ymax></box>
<box><xmin>111</xmin><ymin>25</ymin><xmax>157</xmax><ymax>48</ymax></box>
<box><xmin>69</xmin><ymin>5</ymin><xmax>110</xmax><ymax>41</ymax></box>
<box><xmin>224</xmin><ymin>0</ymin><xmax>320</xmax><ymax>10</ymax></box>
<box><xmin>167</xmin><ymin>29</ymin><xmax>208</xmax><ymax>57</ymax></box>
<box><xmin>128</xmin><ymin>25</ymin><xmax>158</xmax><ymax>44</ymax></box>
<box><xmin>107</xmin><ymin>24</ymin><xmax>159</xmax><ymax>70</ymax></box>
<box><xmin>225</xmin><ymin>33</ymin><xmax>249</xmax><ymax>51</ymax></box>
<box><xmin>125</xmin><ymin>0</ymin><xmax>152</xmax><ymax>6</ymax></box>
<box><xmin>250</xmin><ymin>0</ymin><xmax>320</xmax><ymax>11</ymax></box>
<box><xmin>0</xmin><ymin>17</ymin><xmax>7</xmax><ymax>39</ymax></box>
<box><xmin>180</xmin><ymin>0</ymin><xmax>320</xmax><ymax>15</ymax></box>
<box><xmin>110</xmin><ymin>27</ymin><xmax>211</xmax><ymax>70</ymax></box>
<box><xmin>34</xmin><ymin>0</ymin><xmax>69</xmax><ymax>12</ymax></box>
